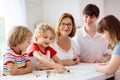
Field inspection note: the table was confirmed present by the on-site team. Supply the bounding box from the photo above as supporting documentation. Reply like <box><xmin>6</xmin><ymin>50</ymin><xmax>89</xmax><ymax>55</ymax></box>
<box><xmin>0</xmin><ymin>63</ymin><xmax>114</xmax><ymax>80</ymax></box>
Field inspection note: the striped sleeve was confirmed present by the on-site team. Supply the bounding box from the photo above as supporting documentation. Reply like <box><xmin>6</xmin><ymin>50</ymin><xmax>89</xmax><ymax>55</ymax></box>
<box><xmin>4</xmin><ymin>53</ymin><xmax>15</xmax><ymax>65</ymax></box>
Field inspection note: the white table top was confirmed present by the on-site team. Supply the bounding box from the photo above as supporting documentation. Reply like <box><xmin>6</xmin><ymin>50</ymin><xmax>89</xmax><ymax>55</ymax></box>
<box><xmin>0</xmin><ymin>63</ymin><xmax>114</xmax><ymax>80</ymax></box>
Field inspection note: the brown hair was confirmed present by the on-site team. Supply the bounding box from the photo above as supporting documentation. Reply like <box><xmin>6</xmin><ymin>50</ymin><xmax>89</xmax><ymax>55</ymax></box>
<box><xmin>34</xmin><ymin>23</ymin><xmax>55</xmax><ymax>41</ymax></box>
<box><xmin>7</xmin><ymin>25</ymin><xmax>32</xmax><ymax>47</ymax></box>
<box><xmin>83</xmin><ymin>4</ymin><xmax>99</xmax><ymax>17</ymax></box>
<box><xmin>55</xmin><ymin>13</ymin><xmax>76</xmax><ymax>38</ymax></box>
<box><xmin>97</xmin><ymin>15</ymin><xmax>120</xmax><ymax>49</ymax></box>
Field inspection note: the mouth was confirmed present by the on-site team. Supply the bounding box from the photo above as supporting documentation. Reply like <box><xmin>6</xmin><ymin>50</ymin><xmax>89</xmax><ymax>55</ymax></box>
<box><xmin>44</xmin><ymin>42</ymin><xmax>49</xmax><ymax>45</ymax></box>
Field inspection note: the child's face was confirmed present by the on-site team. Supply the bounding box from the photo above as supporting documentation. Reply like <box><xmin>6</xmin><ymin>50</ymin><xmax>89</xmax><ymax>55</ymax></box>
<box><xmin>83</xmin><ymin>14</ymin><xmax>98</xmax><ymax>26</ymax></box>
<box><xmin>37</xmin><ymin>30</ymin><xmax>54</xmax><ymax>48</ymax></box>
<box><xmin>60</xmin><ymin>17</ymin><xmax>72</xmax><ymax>37</ymax></box>
<box><xmin>101</xmin><ymin>30</ymin><xmax>110</xmax><ymax>44</ymax></box>
<box><xmin>17</xmin><ymin>37</ymin><xmax>31</xmax><ymax>51</ymax></box>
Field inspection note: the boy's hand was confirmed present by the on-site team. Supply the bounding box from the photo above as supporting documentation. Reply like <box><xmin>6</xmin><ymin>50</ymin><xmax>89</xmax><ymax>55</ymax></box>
<box><xmin>54</xmin><ymin>63</ymin><xmax>66</xmax><ymax>73</ymax></box>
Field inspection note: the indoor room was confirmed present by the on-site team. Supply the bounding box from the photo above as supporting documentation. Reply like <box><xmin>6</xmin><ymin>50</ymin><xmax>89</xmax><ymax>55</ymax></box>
<box><xmin>0</xmin><ymin>0</ymin><xmax>120</xmax><ymax>80</ymax></box>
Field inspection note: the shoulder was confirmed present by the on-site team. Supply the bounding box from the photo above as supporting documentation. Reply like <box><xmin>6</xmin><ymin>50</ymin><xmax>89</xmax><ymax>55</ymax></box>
<box><xmin>75</xmin><ymin>27</ymin><xmax>86</xmax><ymax>38</ymax></box>
<box><xmin>76</xmin><ymin>28</ymin><xmax>83</xmax><ymax>34</ymax></box>
<box><xmin>28</xmin><ymin>43</ymin><xmax>38</xmax><ymax>48</ymax></box>
<box><xmin>4</xmin><ymin>47</ymin><xmax>16</xmax><ymax>57</ymax></box>
<box><xmin>27</xmin><ymin>43</ymin><xmax>40</xmax><ymax>51</ymax></box>
<box><xmin>47</xmin><ymin>46</ymin><xmax>56</xmax><ymax>52</ymax></box>
<box><xmin>46</xmin><ymin>46</ymin><xmax>57</xmax><ymax>58</ymax></box>
<box><xmin>112</xmin><ymin>42</ymin><xmax>120</xmax><ymax>55</ymax></box>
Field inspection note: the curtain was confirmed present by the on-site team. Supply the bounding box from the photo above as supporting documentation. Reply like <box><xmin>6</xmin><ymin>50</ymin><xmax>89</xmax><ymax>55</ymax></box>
<box><xmin>4</xmin><ymin>0</ymin><xmax>27</xmax><ymax>40</ymax></box>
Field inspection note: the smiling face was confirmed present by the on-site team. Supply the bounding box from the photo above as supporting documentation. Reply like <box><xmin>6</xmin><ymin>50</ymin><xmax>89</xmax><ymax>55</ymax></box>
<box><xmin>37</xmin><ymin>30</ymin><xmax>55</xmax><ymax>48</ymax></box>
<box><xmin>59</xmin><ymin>17</ymin><xmax>73</xmax><ymax>37</ymax></box>
<box><xmin>83</xmin><ymin>14</ymin><xmax>98</xmax><ymax>27</ymax></box>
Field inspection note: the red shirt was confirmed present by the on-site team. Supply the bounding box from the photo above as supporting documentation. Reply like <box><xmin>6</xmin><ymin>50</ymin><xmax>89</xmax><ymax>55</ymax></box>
<box><xmin>27</xmin><ymin>43</ymin><xmax>56</xmax><ymax>58</ymax></box>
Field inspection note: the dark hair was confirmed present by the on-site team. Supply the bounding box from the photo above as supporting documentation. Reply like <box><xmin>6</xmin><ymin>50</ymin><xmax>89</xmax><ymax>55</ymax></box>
<box><xmin>56</xmin><ymin>13</ymin><xmax>76</xmax><ymax>38</ymax></box>
<box><xmin>83</xmin><ymin>4</ymin><xmax>99</xmax><ymax>17</ymax></box>
<box><xmin>97</xmin><ymin>15</ymin><xmax>120</xmax><ymax>49</ymax></box>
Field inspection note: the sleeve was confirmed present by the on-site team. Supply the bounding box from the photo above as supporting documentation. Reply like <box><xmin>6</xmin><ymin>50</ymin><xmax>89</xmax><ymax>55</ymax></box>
<box><xmin>112</xmin><ymin>43</ymin><xmax>120</xmax><ymax>55</ymax></box>
<box><xmin>72</xmin><ymin>29</ymin><xmax>81</xmax><ymax>56</ymax></box>
<box><xmin>48</xmin><ymin>46</ymin><xmax>57</xmax><ymax>58</ymax></box>
<box><xmin>27</xmin><ymin>43</ymin><xmax>40</xmax><ymax>56</ymax></box>
<box><xmin>4</xmin><ymin>53</ymin><xmax>15</xmax><ymax>65</ymax></box>
<box><xmin>25</xmin><ymin>55</ymin><xmax>31</xmax><ymax>62</ymax></box>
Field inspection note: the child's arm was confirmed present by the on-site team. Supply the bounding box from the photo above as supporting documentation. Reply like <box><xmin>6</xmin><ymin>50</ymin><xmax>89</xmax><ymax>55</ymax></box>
<box><xmin>7</xmin><ymin>61</ymin><xmax>33</xmax><ymax>75</ymax></box>
<box><xmin>96</xmin><ymin>54</ymin><xmax>120</xmax><ymax>74</ymax></box>
<box><xmin>52</xmin><ymin>55</ymin><xmax>63</xmax><ymax>65</ymax></box>
<box><xmin>35</xmin><ymin>64</ymin><xmax>52</xmax><ymax>70</ymax></box>
<box><xmin>33</xmin><ymin>51</ymin><xmax>66</xmax><ymax>73</ymax></box>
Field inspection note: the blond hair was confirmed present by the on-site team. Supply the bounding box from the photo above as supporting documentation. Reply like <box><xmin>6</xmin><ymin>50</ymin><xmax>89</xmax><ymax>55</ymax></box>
<box><xmin>7</xmin><ymin>25</ymin><xmax>32</xmax><ymax>47</ymax></box>
<box><xmin>34</xmin><ymin>23</ymin><xmax>55</xmax><ymax>41</ymax></box>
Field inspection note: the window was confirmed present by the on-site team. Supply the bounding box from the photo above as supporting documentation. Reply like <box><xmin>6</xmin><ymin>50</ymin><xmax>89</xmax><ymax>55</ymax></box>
<box><xmin>0</xmin><ymin>0</ymin><xmax>27</xmax><ymax>59</ymax></box>
<box><xmin>0</xmin><ymin>16</ymin><xmax>5</xmax><ymax>59</ymax></box>
<box><xmin>0</xmin><ymin>0</ymin><xmax>5</xmax><ymax>59</ymax></box>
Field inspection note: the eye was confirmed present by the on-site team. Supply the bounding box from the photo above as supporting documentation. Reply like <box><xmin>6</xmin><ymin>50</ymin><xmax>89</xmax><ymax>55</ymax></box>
<box><xmin>90</xmin><ymin>16</ymin><xmax>94</xmax><ymax>18</ymax></box>
<box><xmin>61</xmin><ymin>23</ymin><xmax>66</xmax><ymax>26</ymax></box>
<box><xmin>67</xmin><ymin>23</ymin><xmax>72</xmax><ymax>26</ymax></box>
<box><xmin>50</xmin><ymin>37</ymin><xmax>53</xmax><ymax>40</ymax></box>
<box><xmin>44</xmin><ymin>36</ymin><xmax>48</xmax><ymax>38</ymax></box>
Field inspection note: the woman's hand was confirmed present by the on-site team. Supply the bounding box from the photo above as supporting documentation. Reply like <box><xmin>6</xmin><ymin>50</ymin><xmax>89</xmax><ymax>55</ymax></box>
<box><xmin>73</xmin><ymin>56</ymin><xmax>80</xmax><ymax>64</ymax></box>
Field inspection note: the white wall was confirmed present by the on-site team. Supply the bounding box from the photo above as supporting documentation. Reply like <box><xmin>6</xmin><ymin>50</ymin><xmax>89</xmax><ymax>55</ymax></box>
<box><xmin>26</xmin><ymin>0</ymin><xmax>120</xmax><ymax>30</ymax></box>
<box><xmin>26</xmin><ymin>0</ymin><xmax>104</xmax><ymax>29</ymax></box>
<box><xmin>26</xmin><ymin>0</ymin><xmax>43</xmax><ymax>31</ymax></box>
<box><xmin>43</xmin><ymin>0</ymin><xmax>104</xmax><ymax>26</ymax></box>
<box><xmin>104</xmin><ymin>0</ymin><xmax>120</xmax><ymax>20</ymax></box>
<box><xmin>4</xmin><ymin>0</ymin><xmax>27</xmax><ymax>40</ymax></box>
<box><xmin>42</xmin><ymin>0</ymin><xmax>80</xmax><ymax>28</ymax></box>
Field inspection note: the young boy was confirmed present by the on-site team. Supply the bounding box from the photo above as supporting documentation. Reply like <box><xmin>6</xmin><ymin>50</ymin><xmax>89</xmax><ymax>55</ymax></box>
<box><xmin>27</xmin><ymin>23</ymin><xmax>66</xmax><ymax>73</ymax></box>
<box><xmin>73</xmin><ymin>4</ymin><xmax>111</xmax><ymax>63</ymax></box>
<box><xmin>3</xmin><ymin>26</ymin><xmax>33</xmax><ymax>76</ymax></box>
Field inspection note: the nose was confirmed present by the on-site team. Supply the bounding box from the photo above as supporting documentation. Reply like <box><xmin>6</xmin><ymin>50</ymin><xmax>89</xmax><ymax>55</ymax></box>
<box><xmin>46</xmin><ymin>38</ymin><xmax>52</xmax><ymax>43</ymax></box>
<box><xmin>87</xmin><ymin>16</ymin><xmax>91</xmax><ymax>21</ymax></box>
<box><xmin>64</xmin><ymin>25</ymin><xmax>69</xmax><ymax>29</ymax></box>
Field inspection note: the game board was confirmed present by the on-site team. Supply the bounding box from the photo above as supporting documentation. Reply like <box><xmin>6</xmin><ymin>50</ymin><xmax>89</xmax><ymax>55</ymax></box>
<box><xmin>21</xmin><ymin>69</ymin><xmax>90</xmax><ymax>80</ymax></box>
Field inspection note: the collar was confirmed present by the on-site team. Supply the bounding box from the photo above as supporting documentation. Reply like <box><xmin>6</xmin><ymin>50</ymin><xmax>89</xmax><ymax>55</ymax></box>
<box><xmin>10</xmin><ymin>47</ymin><xmax>22</xmax><ymax>55</ymax></box>
<box><xmin>81</xmin><ymin>27</ymin><xmax>101</xmax><ymax>38</ymax></box>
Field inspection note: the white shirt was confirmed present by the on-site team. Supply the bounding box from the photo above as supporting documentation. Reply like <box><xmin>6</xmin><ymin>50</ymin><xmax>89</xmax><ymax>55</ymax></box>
<box><xmin>73</xmin><ymin>27</ymin><xmax>111</xmax><ymax>58</ymax></box>
<box><xmin>50</xmin><ymin>38</ymin><xmax>77</xmax><ymax>59</ymax></box>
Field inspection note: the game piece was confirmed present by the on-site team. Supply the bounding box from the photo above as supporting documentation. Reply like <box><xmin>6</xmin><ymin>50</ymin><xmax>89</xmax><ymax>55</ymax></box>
<box><xmin>46</xmin><ymin>71</ymin><xmax>51</xmax><ymax>78</ymax></box>
<box><xmin>66</xmin><ymin>70</ymin><xmax>70</xmax><ymax>73</ymax></box>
